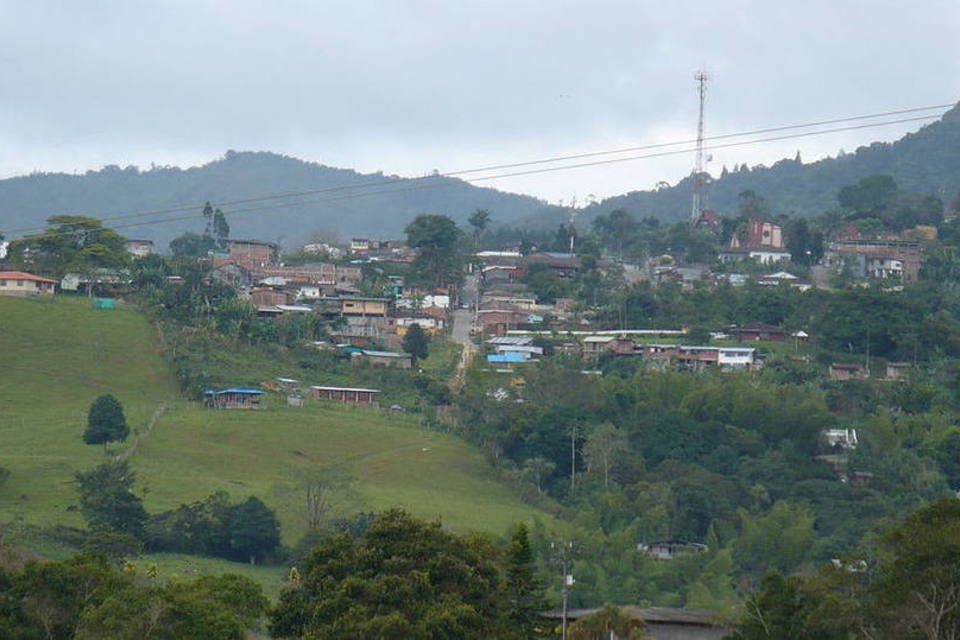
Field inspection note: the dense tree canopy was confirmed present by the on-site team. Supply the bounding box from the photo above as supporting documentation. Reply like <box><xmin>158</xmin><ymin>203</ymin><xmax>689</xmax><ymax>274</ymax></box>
<box><xmin>270</xmin><ymin>510</ymin><xmax>518</xmax><ymax>640</ymax></box>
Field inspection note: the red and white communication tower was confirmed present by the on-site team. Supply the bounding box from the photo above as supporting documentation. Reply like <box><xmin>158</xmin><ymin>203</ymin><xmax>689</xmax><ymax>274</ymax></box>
<box><xmin>690</xmin><ymin>70</ymin><xmax>709</xmax><ymax>221</ymax></box>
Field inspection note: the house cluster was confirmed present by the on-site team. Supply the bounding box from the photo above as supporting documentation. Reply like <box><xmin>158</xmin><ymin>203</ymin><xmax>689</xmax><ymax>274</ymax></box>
<box><xmin>652</xmin><ymin>218</ymin><xmax>931</xmax><ymax>290</ymax></box>
<box><xmin>828</xmin><ymin>361</ymin><xmax>912</xmax><ymax>382</ymax></box>
<box><xmin>483</xmin><ymin>330</ymin><xmax>765</xmax><ymax>373</ymax></box>
<box><xmin>208</xmin><ymin>238</ymin><xmax>449</xmax><ymax>354</ymax></box>
<box><xmin>204</xmin><ymin>377</ymin><xmax>384</xmax><ymax>409</ymax></box>
<box><xmin>476</xmin><ymin>250</ymin><xmax>587</xmax><ymax>337</ymax></box>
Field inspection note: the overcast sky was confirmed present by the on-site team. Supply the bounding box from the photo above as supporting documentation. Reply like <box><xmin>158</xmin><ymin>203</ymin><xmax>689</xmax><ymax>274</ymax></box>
<box><xmin>1</xmin><ymin>0</ymin><xmax>958</xmax><ymax>203</ymax></box>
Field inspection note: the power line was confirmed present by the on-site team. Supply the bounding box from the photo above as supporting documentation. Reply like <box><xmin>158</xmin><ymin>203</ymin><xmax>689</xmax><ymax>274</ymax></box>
<box><xmin>86</xmin><ymin>112</ymin><xmax>941</xmax><ymax>236</ymax></box>
<box><xmin>3</xmin><ymin>106</ymin><xmax>950</xmax><ymax>239</ymax></box>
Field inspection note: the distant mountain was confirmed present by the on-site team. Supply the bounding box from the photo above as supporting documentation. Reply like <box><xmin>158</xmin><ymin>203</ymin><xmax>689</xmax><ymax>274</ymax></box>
<box><xmin>524</xmin><ymin>102</ymin><xmax>960</xmax><ymax>230</ymax></box>
<box><xmin>0</xmin><ymin>150</ymin><xmax>562</xmax><ymax>250</ymax></box>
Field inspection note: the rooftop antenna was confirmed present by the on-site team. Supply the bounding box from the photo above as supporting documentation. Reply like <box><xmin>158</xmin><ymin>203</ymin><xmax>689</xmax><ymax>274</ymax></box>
<box><xmin>691</xmin><ymin>70</ymin><xmax>709</xmax><ymax>222</ymax></box>
<box><xmin>568</xmin><ymin>195</ymin><xmax>578</xmax><ymax>253</ymax></box>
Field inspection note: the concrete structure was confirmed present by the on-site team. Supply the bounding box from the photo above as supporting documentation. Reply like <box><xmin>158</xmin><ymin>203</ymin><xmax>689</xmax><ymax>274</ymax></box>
<box><xmin>824</xmin><ymin>239</ymin><xmax>922</xmax><ymax>282</ymax></box>
<box><xmin>0</xmin><ymin>271</ymin><xmax>57</xmax><ymax>296</ymax></box>
<box><xmin>824</xmin><ymin>428</ymin><xmax>859</xmax><ymax>450</ymax></box>
<box><xmin>124</xmin><ymin>239</ymin><xmax>154</xmax><ymax>258</ymax></box>
<box><xmin>224</xmin><ymin>239</ymin><xmax>279</xmax><ymax>269</ymax></box>
<box><xmin>886</xmin><ymin>362</ymin><xmax>911</xmax><ymax>381</ymax></box>
<box><xmin>311</xmin><ymin>385</ymin><xmax>380</xmax><ymax>405</ymax></box>
<box><xmin>339</xmin><ymin>297</ymin><xmax>390</xmax><ymax>316</ymax></box>
<box><xmin>829</xmin><ymin>363</ymin><xmax>868</xmax><ymax>380</ymax></box>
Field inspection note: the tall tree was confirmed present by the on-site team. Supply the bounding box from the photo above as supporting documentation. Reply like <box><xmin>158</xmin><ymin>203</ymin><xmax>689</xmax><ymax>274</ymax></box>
<box><xmin>269</xmin><ymin>509</ymin><xmax>510</xmax><ymax>640</ymax></box>
<box><xmin>583</xmin><ymin>423</ymin><xmax>629</xmax><ymax>489</ymax></box>
<box><xmin>405</xmin><ymin>214</ymin><xmax>463</xmax><ymax>287</ymax></box>
<box><xmin>468</xmin><ymin>208</ymin><xmax>491</xmax><ymax>247</ymax></box>
<box><xmin>83</xmin><ymin>394</ymin><xmax>129</xmax><ymax>446</ymax></box>
<box><xmin>402</xmin><ymin>323</ymin><xmax>430</xmax><ymax>363</ymax></box>
<box><xmin>75</xmin><ymin>460</ymin><xmax>147</xmax><ymax>539</ymax></box>
<box><xmin>7</xmin><ymin>215</ymin><xmax>128</xmax><ymax>277</ymax></box>
<box><xmin>227</xmin><ymin>496</ymin><xmax>281</xmax><ymax>565</ymax></box>
<box><xmin>506</xmin><ymin>523</ymin><xmax>545</xmax><ymax>639</ymax></box>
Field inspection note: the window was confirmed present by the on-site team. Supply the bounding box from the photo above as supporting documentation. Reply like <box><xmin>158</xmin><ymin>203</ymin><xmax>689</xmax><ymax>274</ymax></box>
<box><xmin>0</xmin><ymin>280</ymin><xmax>5</xmax><ymax>286</ymax></box>
<box><xmin>17</xmin><ymin>280</ymin><xmax>23</xmax><ymax>286</ymax></box>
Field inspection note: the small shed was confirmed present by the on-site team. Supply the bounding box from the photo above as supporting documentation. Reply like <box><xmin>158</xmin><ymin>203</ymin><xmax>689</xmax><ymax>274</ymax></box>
<box><xmin>311</xmin><ymin>385</ymin><xmax>381</xmax><ymax>406</ymax></box>
<box><xmin>886</xmin><ymin>362</ymin><xmax>911</xmax><ymax>381</ymax></box>
<box><xmin>92</xmin><ymin>298</ymin><xmax>116</xmax><ymax>310</ymax></box>
<box><xmin>830</xmin><ymin>363</ymin><xmax>868</xmax><ymax>381</ymax></box>
<box><xmin>204</xmin><ymin>388</ymin><xmax>266</xmax><ymax>409</ymax></box>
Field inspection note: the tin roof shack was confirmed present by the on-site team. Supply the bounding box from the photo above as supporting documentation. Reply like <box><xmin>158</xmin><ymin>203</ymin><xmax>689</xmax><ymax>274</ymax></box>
<box><xmin>583</xmin><ymin>335</ymin><xmax>617</xmax><ymax>355</ymax></box>
<box><xmin>311</xmin><ymin>385</ymin><xmax>380</xmax><ymax>406</ymax></box>
<box><xmin>727</xmin><ymin>323</ymin><xmax>788</xmax><ymax>342</ymax></box>
<box><xmin>638</xmin><ymin>541</ymin><xmax>710</xmax><ymax>561</ymax></box>
<box><xmin>353</xmin><ymin>349</ymin><xmax>413</xmax><ymax>369</ymax></box>
<box><xmin>0</xmin><ymin>271</ymin><xmax>57</xmax><ymax>297</ymax></box>
<box><xmin>204</xmin><ymin>388</ymin><xmax>266</xmax><ymax>409</ymax></box>
<box><xmin>830</xmin><ymin>363</ymin><xmax>868</xmax><ymax>381</ymax></box>
<box><xmin>523</xmin><ymin>252</ymin><xmax>582</xmax><ymax>278</ymax></box>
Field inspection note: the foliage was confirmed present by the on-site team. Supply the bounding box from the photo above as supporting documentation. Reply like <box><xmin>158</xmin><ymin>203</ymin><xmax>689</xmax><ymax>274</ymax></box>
<box><xmin>83</xmin><ymin>394</ymin><xmax>129</xmax><ymax>446</ymax></box>
<box><xmin>0</xmin><ymin>554</ymin><xmax>266</xmax><ymax>640</ymax></box>
<box><xmin>505</xmin><ymin>523</ymin><xmax>546</xmax><ymax>638</ymax></box>
<box><xmin>7</xmin><ymin>215</ymin><xmax>128</xmax><ymax>277</ymax></box>
<box><xmin>145</xmin><ymin>491</ymin><xmax>281</xmax><ymax>564</ymax></box>
<box><xmin>402</xmin><ymin>322</ymin><xmax>430</xmax><ymax>362</ymax></box>
<box><xmin>405</xmin><ymin>213</ymin><xmax>464</xmax><ymax>287</ymax></box>
<box><xmin>74</xmin><ymin>460</ymin><xmax>148</xmax><ymax>539</ymax></box>
<box><xmin>227</xmin><ymin>497</ymin><xmax>281</xmax><ymax>564</ymax></box>
<box><xmin>728</xmin><ymin>497</ymin><xmax>960</xmax><ymax>639</ymax></box>
<box><xmin>270</xmin><ymin>509</ymin><xmax>513</xmax><ymax>639</ymax></box>
<box><xmin>568</xmin><ymin>605</ymin><xmax>649</xmax><ymax>640</ymax></box>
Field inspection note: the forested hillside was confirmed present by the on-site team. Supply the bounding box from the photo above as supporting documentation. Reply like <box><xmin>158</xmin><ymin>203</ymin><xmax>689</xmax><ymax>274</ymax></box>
<box><xmin>0</xmin><ymin>151</ymin><xmax>561</xmax><ymax>249</ymax></box>
<box><xmin>523</xmin><ymin>102</ymin><xmax>960</xmax><ymax>229</ymax></box>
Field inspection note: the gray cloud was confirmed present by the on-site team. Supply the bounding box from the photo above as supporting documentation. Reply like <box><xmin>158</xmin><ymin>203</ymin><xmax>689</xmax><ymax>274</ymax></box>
<box><xmin>1</xmin><ymin>0</ymin><xmax>958</xmax><ymax>201</ymax></box>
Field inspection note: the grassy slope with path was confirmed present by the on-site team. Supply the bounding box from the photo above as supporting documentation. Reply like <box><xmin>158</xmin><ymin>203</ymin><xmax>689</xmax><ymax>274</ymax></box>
<box><xmin>0</xmin><ymin>296</ymin><xmax>549</xmax><ymax>593</ymax></box>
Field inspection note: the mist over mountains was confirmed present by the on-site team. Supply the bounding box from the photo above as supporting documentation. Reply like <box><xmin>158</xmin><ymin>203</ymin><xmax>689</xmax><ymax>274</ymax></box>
<box><xmin>0</xmin><ymin>151</ymin><xmax>561</xmax><ymax>249</ymax></box>
<box><xmin>2</xmin><ymin>103</ymin><xmax>958</xmax><ymax>249</ymax></box>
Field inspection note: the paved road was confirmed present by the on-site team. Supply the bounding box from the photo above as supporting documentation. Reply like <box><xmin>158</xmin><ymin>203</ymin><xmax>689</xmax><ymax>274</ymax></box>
<box><xmin>449</xmin><ymin>273</ymin><xmax>479</xmax><ymax>390</ymax></box>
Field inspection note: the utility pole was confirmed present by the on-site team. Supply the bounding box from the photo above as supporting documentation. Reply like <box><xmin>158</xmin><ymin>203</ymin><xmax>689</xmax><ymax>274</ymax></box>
<box><xmin>570</xmin><ymin>424</ymin><xmax>577</xmax><ymax>492</ymax></box>
<box><xmin>551</xmin><ymin>541</ymin><xmax>575</xmax><ymax>640</ymax></box>
<box><xmin>691</xmin><ymin>71</ymin><xmax>709</xmax><ymax>222</ymax></box>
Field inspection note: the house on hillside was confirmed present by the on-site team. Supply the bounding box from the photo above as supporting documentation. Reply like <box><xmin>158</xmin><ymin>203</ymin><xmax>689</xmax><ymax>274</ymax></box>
<box><xmin>353</xmin><ymin>349</ymin><xmax>413</xmax><ymax>369</ymax></box>
<box><xmin>124</xmin><ymin>239</ymin><xmax>154</xmax><ymax>258</ymax></box>
<box><xmin>829</xmin><ymin>363</ymin><xmax>868</xmax><ymax>381</ymax></box>
<box><xmin>311</xmin><ymin>385</ymin><xmax>380</xmax><ymax>405</ymax></box>
<box><xmin>727</xmin><ymin>323</ymin><xmax>788</xmax><ymax>342</ymax></box>
<box><xmin>886</xmin><ymin>362</ymin><xmax>911</xmax><ymax>381</ymax></box>
<box><xmin>0</xmin><ymin>271</ymin><xmax>57</xmax><ymax>297</ymax></box>
<box><xmin>720</xmin><ymin>219</ymin><xmax>791</xmax><ymax>265</ymax></box>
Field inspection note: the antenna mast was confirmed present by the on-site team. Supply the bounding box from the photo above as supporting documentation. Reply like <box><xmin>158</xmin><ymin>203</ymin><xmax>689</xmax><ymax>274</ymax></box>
<box><xmin>568</xmin><ymin>196</ymin><xmax>578</xmax><ymax>253</ymax></box>
<box><xmin>691</xmin><ymin>70</ymin><xmax>709</xmax><ymax>221</ymax></box>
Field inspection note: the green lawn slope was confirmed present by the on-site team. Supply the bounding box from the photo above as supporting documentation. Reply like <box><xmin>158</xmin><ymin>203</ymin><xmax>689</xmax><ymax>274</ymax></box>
<box><xmin>0</xmin><ymin>296</ymin><xmax>549</xmax><ymax>550</ymax></box>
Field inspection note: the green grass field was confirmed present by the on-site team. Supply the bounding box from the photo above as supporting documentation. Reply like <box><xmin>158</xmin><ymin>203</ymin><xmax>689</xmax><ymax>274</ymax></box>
<box><xmin>0</xmin><ymin>296</ymin><xmax>549</xmax><ymax>563</ymax></box>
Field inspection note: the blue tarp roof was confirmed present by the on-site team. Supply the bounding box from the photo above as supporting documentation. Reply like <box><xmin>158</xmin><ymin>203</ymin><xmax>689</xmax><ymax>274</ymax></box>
<box><xmin>204</xmin><ymin>388</ymin><xmax>265</xmax><ymax>395</ymax></box>
<box><xmin>487</xmin><ymin>352</ymin><xmax>527</xmax><ymax>363</ymax></box>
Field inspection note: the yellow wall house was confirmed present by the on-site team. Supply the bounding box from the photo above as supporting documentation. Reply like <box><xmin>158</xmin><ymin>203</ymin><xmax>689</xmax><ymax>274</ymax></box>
<box><xmin>0</xmin><ymin>271</ymin><xmax>57</xmax><ymax>297</ymax></box>
<box><xmin>340</xmin><ymin>297</ymin><xmax>389</xmax><ymax>316</ymax></box>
